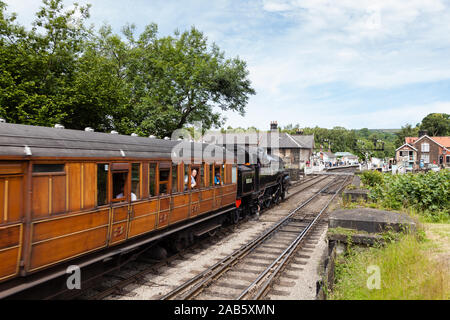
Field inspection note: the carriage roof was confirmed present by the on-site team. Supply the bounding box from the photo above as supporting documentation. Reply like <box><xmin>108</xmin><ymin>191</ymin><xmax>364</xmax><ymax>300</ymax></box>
<box><xmin>0</xmin><ymin>122</ymin><xmax>232</xmax><ymax>161</ymax></box>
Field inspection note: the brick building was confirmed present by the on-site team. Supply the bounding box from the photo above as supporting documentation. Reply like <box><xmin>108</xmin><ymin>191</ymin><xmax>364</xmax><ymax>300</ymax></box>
<box><xmin>396</xmin><ymin>133</ymin><xmax>450</xmax><ymax>169</ymax></box>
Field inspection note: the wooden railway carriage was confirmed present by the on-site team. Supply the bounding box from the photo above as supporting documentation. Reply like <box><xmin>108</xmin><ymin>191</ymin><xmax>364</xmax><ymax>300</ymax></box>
<box><xmin>0</xmin><ymin>122</ymin><xmax>237</xmax><ymax>292</ymax></box>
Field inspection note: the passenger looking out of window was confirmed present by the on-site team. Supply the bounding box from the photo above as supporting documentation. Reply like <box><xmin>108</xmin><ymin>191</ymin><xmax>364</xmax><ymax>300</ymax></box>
<box><xmin>116</xmin><ymin>185</ymin><xmax>137</xmax><ymax>201</ymax></box>
<box><xmin>214</xmin><ymin>172</ymin><xmax>221</xmax><ymax>185</ymax></box>
<box><xmin>191</xmin><ymin>169</ymin><xmax>198</xmax><ymax>189</ymax></box>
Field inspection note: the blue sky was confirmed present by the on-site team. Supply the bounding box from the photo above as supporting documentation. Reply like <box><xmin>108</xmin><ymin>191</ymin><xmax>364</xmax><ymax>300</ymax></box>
<box><xmin>4</xmin><ymin>0</ymin><xmax>450</xmax><ymax>130</ymax></box>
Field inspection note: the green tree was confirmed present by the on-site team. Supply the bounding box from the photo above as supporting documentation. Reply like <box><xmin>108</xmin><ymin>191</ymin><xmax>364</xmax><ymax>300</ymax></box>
<box><xmin>0</xmin><ymin>1</ymin><xmax>255</xmax><ymax>137</ymax></box>
<box><xmin>395</xmin><ymin>123</ymin><xmax>419</xmax><ymax>147</ymax></box>
<box><xmin>419</xmin><ymin>113</ymin><xmax>450</xmax><ymax>136</ymax></box>
<box><xmin>0</xmin><ymin>0</ymin><xmax>91</xmax><ymax>126</ymax></box>
<box><xmin>127</xmin><ymin>26</ymin><xmax>255</xmax><ymax>137</ymax></box>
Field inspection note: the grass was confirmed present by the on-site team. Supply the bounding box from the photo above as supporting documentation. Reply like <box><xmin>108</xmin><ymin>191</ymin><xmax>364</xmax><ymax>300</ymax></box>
<box><xmin>330</xmin><ymin>225</ymin><xmax>449</xmax><ymax>300</ymax></box>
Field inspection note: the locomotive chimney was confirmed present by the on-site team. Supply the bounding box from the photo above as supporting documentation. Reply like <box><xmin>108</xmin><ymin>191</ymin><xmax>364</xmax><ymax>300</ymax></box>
<box><xmin>270</xmin><ymin>121</ymin><xmax>278</xmax><ymax>132</ymax></box>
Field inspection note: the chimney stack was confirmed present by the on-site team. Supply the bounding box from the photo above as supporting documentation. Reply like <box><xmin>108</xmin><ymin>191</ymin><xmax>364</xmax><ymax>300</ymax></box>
<box><xmin>296</xmin><ymin>129</ymin><xmax>304</xmax><ymax>135</ymax></box>
<box><xmin>418</xmin><ymin>130</ymin><xmax>427</xmax><ymax>137</ymax></box>
<box><xmin>270</xmin><ymin>121</ymin><xmax>278</xmax><ymax>131</ymax></box>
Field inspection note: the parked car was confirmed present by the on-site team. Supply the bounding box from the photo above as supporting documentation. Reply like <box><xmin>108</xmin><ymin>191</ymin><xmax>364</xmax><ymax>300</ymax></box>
<box><xmin>427</xmin><ymin>164</ymin><xmax>440</xmax><ymax>172</ymax></box>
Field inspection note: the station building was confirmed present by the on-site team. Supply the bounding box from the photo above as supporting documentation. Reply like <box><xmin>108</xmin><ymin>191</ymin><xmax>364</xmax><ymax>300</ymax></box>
<box><xmin>396</xmin><ymin>132</ymin><xmax>450</xmax><ymax>170</ymax></box>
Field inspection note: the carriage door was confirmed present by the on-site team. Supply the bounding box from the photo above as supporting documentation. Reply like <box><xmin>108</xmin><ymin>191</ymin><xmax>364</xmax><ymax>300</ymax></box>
<box><xmin>0</xmin><ymin>162</ymin><xmax>25</xmax><ymax>281</ymax></box>
<box><xmin>109</xmin><ymin>163</ymin><xmax>130</xmax><ymax>245</ymax></box>
<box><xmin>189</xmin><ymin>165</ymin><xmax>201</xmax><ymax>218</ymax></box>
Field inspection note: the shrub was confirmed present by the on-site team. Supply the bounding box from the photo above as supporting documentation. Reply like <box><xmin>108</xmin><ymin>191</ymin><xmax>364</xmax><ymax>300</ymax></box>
<box><xmin>361</xmin><ymin>170</ymin><xmax>384</xmax><ymax>188</ymax></box>
<box><xmin>365</xmin><ymin>170</ymin><xmax>450</xmax><ymax>222</ymax></box>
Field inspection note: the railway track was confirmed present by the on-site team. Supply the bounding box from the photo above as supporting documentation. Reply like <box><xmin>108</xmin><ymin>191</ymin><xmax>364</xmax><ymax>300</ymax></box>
<box><xmin>158</xmin><ymin>175</ymin><xmax>350</xmax><ymax>300</ymax></box>
<box><xmin>64</xmin><ymin>174</ymin><xmax>331</xmax><ymax>300</ymax></box>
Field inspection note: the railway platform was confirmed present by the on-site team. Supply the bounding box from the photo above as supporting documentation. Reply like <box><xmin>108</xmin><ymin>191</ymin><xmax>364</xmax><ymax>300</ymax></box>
<box><xmin>329</xmin><ymin>208</ymin><xmax>416</xmax><ymax>234</ymax></box>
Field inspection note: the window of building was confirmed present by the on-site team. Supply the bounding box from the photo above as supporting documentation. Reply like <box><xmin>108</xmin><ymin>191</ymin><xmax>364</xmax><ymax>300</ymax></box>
<box><xmin>149</xmin><ymin>163</ymin><xmax>156</xmax><ymax>197</ymax></box>
<box><xmin>131</xmin><ymin>163</ymin><xmax>140</xmax><ymax>201</ymax></box>
<box><xmin>172</xmin><ymin>164</ymin><xmax>178</xmax><ymax>193</ymax></box>
<box><xmin>446</xmin><ymin>155</ymin><xmax>450</xmax><ymax>164</ymax></box>
<box><xmin>421</xmin><ymin>143</ymin><xmax>430</xmax><ymax>152</ymax></box>
<box><xmin>97</xmin><ymin>163</ymin><xmax>109</xmax><ymax>206</ymax></box>
<box><xmin>112</xmin><ymin>171</ymin><xmax>128</xmax><ymax>202</ymax></box>
<box><xmin>421</xmin><ymin>154</ymin><xmax>430</xmax><ymax>164</ymax></box>
<box><xmin>159</xmin><ymin>163</ymin><xmax>170</xmax><ymax>195</ymax></box>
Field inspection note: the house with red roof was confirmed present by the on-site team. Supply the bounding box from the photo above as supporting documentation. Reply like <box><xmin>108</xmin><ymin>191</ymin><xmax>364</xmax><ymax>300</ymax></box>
<box><xmin>396</xmin><ymin>132</ymin><xmax>450</xmax><ymax>170</ymax></box>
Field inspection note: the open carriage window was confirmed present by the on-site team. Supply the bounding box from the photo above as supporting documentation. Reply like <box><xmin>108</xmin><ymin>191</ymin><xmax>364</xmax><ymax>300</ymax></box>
<box><xmin>215</xmin><ymin>165</ymin><xmax>222</xmax><ymax>186</ymax></box>
<box><xmin>112</xmin><ymin>171</ymin><xmax>128</xmax><ymax>202</ymax></box>
<box><xmin>190</xmin><ymin>166</ymin><xmax>199</xmax><ymax>189</ymax></box>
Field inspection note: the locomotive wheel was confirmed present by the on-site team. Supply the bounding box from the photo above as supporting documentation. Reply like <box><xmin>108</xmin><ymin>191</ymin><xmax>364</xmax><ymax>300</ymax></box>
<box><xmin>274</xmin><ymin>193</ymin><xmax>281</xmax><ymax>205</ymax></box>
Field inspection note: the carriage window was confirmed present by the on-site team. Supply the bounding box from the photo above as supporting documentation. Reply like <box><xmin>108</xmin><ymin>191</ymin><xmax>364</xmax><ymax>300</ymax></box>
<box><xmin>190</xmin><ymin>167</ymin><xmax>199</xmax><ymax>189</ymax></box>
<box><xmin>232</xmin><ymin>165</ymin><xmax>237</xmax><ymax>184</ymax></box>
<box><xmin>131</xmin><ymin>163</ymin><xmax>141</xmax><ymax>201</ymax></box>
<box><xmin>199</xmin><ymin>165</ymin><xmax>205</xmax><ymax>188</ymax></box>
<box><xmin>223</xmin><ymin>164</ymin><xmax>227</xmax><ymax>184</ymax></box>
<box><xmin>33</xmin><ymin>164</ymin><xmax>65</xmax><ymax>173</ymax></box>
<box><xmin>97</xmin><ymin>164</ymin><xmax>108</xmax><ymax>206</ymax></box>
<box><xmin>215</xmin><ymin>165</ymin><xmax>222</xmax><ymax>186</ymax></box>
<box><xmin>149</xmin><ymin>163</ymin><xmax>156</xmax><ymax>197</ymax></box>
<box><xmin>209</xmin><ymin>164</ymin><xmax>214</xmax><ymax>187</ymax></box>
<box><xmin>159</xmin><ymin>165</ymin><xmax>170</xmax><ymax>195</ymax></box>
<box><xmin>172</xmin><ymin>164</ymin><xmax>178</xmax><ymax>193</ymax></box>
<box><xmin>112</xmin><ymin>172</ymin><xmax>128</xmax><ymax>202</ymax></box>
<box><xmin>184</xmin><ymin>164</ymin><xmax>190</xmax><ymax>191</ymax></box>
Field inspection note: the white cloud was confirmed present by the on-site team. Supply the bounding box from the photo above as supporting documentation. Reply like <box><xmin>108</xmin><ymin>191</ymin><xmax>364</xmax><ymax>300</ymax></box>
<box><xmin>262</xmin><ymin>0</ymin><xmax>294</xmax><ymax>12</ymax></box>
<box><xmin>4</xmin><ymin>0</ymin><xmax>450</xmax><ymax>129</ymax></box>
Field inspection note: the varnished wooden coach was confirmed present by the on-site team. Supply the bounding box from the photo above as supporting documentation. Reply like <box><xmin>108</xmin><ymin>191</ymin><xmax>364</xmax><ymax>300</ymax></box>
<box><xmin>0</xmin><ymin>122</ymin><xmax>237</xmax><ymax>293</ymax></box>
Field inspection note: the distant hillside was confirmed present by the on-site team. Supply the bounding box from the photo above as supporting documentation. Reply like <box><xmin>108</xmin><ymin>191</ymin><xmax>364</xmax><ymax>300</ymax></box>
<box><xmin>368</xmin><ymin>129</ymin><xmax>401</xmax><ymax>134</ymax></box>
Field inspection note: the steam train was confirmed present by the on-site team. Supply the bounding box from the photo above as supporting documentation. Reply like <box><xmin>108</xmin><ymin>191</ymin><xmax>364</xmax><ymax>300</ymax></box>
<box><xmin>0</xmin><ymin>122</ymin><xmax>289</xmax><ymax>298</ymax></box>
